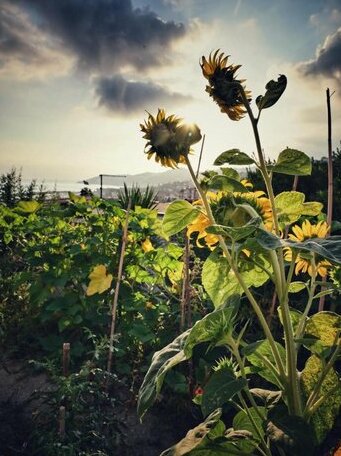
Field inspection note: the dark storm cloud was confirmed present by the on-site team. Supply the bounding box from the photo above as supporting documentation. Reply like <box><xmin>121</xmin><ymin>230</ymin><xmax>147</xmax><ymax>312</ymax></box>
<box><xmin>95</xmin><ymin>75</ymin><xmax>191</xmax><ymax>114</ymax></box>
<box><xmin>13</xmin><ymin>0</ymin><xmax>186</xmax><ymax>72</ymax></box>
<box><xmin>0</xmin><ymin>3</ymin><xmax>45</xmax><ymax>63</ymax></box>
<box><xmin>299</xmin><ymin>27</ymin><xmax>341</xmax><ymax>88</ymax></box>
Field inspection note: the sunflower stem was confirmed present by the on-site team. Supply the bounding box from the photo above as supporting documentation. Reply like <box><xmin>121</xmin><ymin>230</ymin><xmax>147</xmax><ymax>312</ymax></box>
<box><xmin>239</xmin><ymin>86</ymin><xmax>303</xmax><ymax>416</ymax></box>
<box><xmin>185</xmin><ymin>155</ymin><xmax>286</xmax><ymax>381</ymax></box>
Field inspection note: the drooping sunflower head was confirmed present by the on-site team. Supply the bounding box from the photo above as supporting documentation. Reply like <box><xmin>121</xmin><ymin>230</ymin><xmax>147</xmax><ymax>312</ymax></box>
<box><xmin>200</xmin><ymin>50</ymin><xmax>252</xmax><ymax>121</ymax></box>
<box><xmin>211</xmin><ymin>191</ymin><xmax>272</xmax><ymax>230</ymax></box>
<box><xmin>140</xmin><ymin>109</ymin><xmax>202</xmax><ymax>168</ymax></box>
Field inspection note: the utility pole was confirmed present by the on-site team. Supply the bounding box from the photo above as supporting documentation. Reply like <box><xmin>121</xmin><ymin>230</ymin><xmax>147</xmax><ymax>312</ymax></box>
<box><xmin>99</xmin><ymin>173</ymin><xmax>127</xmax><ymax>199</ymax></box>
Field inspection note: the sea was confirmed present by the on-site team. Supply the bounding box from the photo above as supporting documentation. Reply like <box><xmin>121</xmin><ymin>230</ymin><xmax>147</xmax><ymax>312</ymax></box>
<box><xmin>22</xmin><ymin>180</ymin><xmax>121</xmax><ymax>198</ymax></box>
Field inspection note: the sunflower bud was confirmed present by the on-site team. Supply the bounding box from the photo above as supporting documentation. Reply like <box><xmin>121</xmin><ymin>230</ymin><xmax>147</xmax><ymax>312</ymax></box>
<box><xmin>140</xmin><ymin>109</ymin><xmax>202</xmax><ymax>168</ymax></box>
<box><xmin>200</xmin><ymin>50</ymin><xmax>251</xmax><ymax>121</ymax></box>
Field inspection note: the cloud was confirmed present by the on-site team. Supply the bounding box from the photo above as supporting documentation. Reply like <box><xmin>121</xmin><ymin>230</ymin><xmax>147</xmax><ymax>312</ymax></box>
<box><xmin>12</xmin><ymin>0</ymin><xmax>187</xmax><ymax>73</ymax></box>
<box><xmin>95</xmin><ymin>75</ymin><xmax>192</xmax><ymax>114</ymax></box>
<box><xmin>298</xmin><ymin>27</ymin><xmax>341</xmax><ymax>89</ymax></box>
<box><xmin>0</xmin><ymin>2</ymin><xmax>73</xmax><ymax>79</ymax></box>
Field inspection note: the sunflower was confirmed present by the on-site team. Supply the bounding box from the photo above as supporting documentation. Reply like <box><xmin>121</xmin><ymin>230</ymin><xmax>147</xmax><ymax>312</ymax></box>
<box><xmin>284</xmin><ymin>220</ymin><xmax>331</xmax><ymax>277</ymax></box>
<box><xmin>140</xmin><ymin>109</ymin><xmax>202</xmax><ymax>168</ymax></box>
<box><xmin>187</xmin><ymin>190</ymin><xmax>272</xmax><ymax>249</ymax></box>
<box><xmin>212</xmin><ymin>190</ymin><xmax>273</xmax><ymax>231</ymax></box>
<box><xmin>187</xmin><ymin>212</ymin><xmax>219</xmax><ymax>249</ymax></box>
<box><xmin>200</xmin><ymin>50</ymin><xmax>252</xmax><ymax>121</ymax></box>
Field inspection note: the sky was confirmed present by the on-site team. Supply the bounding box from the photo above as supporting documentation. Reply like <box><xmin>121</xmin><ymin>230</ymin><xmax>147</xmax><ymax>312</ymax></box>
<box><xmin>0</xmin><ymin>0</ymin><xmax>341</xmax><ymax>182</ymax></box>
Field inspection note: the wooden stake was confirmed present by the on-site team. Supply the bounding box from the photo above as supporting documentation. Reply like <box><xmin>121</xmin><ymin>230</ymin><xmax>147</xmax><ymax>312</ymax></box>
<box><xmin>107</xmin><ymin>200</ymin><xmax>131</xmax><ymax>379</ymax></box>
<box><xmin>59</xmin><ymin>406</ymin><xmax>66</xmax><ymax>440</ymax></box>
<box><xmin>62</xmin><ymin>343</ymin><xmax>70</xmax><ymax>377</ymax></box>
<box><xmin>319</xmin><ymin>88</ymin><xmax>334</xmax><ymax>311</ymax></box>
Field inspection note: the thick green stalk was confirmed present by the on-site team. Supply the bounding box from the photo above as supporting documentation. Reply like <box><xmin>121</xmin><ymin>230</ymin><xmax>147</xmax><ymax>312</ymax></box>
<box><xmin>239</xmin><ymin>87</ymin><xmax>302</xmax><ymax>416</ymax></box>
<box><xmin>296</xmin><ymin>256</ymin><xmax>318</xmax><ymax>342</ymax></box>
<box><xmin>185</xmin><ymin>156</ymin><xmax>286</xmax><ymax>380</ymax></box>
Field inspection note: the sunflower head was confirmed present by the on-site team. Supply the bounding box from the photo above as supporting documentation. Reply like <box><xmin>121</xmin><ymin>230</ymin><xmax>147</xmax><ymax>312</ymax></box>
<box><xmin>284</xmin><ymin>220</ymin><xmax>331</xmax><ymax>278</ymax></box>
<box><xmin>140</xmin><ymin>109</ymin><xmax>202</xmax><ymax>168</ymax></box>
<box><xmin>200</xmin><ymin>50</ymin><xmax>252</xmax><ymax>121</ymax></box>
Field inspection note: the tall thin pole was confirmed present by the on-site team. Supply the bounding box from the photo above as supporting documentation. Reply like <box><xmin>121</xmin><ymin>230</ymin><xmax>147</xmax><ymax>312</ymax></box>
<box><xmin>196</xmin><ymin>134</ymin><xmax>206</xmax><ymax>178</ymax></box>
<box><xmin>107</xmin><ymin>200</ymin><xmax>131</xmax><ymax>380</ymax></box>
<box><xmin>326</xmin><ymin>88</ymin><xmax>334</xmax><ymax>228</ymax></box>
<box><xmin>319</xmin><ymin>88</ymin><xmax>334</xmax><ymax>312</ymax></box>
<box><xmin>100</xmin><ymin>174</ymin><xmax>103</xmax><ymax>199</ymax></box>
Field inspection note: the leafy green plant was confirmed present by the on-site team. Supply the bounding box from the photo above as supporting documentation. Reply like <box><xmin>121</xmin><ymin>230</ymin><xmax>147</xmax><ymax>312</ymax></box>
<box><xmin>137</xmin><ymin>50</ymin><xmax>341</xmax><ymax>455</ymax></box>
<box><xmin>29</xmin><ymin>361</ymin><xmax>124</xmax><ymax>456</ymax></box>
<box><xmin>117</xmin><ymin>183</ymin><xmax>158</xmax><ymax>210</ymax></box>
<box><xmin>0</xmin><ymin>167</ymin><xmax>45</xmax><ymax>207</ymax></box>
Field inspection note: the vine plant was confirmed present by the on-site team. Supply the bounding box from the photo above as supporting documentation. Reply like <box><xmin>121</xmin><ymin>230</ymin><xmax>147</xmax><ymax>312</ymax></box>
<box><xmin>137</xmin><ymin>51</ymin><xmax>341</xmax><ymax>455</ymax></box>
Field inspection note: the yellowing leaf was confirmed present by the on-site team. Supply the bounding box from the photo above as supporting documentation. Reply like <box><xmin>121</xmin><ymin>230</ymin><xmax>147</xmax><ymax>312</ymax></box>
<box><xmin>86</xmin><ymin>265</ymin><xmax>113</xmax><ymax>296</ymax></box>
<box><xmin>142</xmin><ymin>238</ymin><xmax>153</xmax><ymax>252</ymax></box>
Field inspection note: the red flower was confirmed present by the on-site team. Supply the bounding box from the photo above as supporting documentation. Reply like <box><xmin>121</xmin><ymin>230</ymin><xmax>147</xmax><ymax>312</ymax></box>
<box><xmin>194</xmin><ymin>386</ymin><xmax>204</xmax><ymax>396</ymax></box>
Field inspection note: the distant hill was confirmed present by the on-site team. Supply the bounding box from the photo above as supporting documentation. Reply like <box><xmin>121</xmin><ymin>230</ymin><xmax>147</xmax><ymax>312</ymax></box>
<box><xmin>82</xmin><ymin>168</ymin><xmax>192</xmax><ymax>187</ymax></box>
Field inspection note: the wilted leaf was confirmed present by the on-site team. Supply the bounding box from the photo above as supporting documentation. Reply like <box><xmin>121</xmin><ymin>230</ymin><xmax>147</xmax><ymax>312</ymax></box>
<box><xmin>256</xmin><ymin>74</ymin><xmax>287</xmax><ymax>111</ymax></box>
<box><xmin>86</xmin><ymin>265</ymin><xmax>113</xmax><ymax>296</ymax></box>
<box><xmin>301</xmin><ymin>355</ymin><xmax>341</xmax><ymax>443</ymax></box>
<box><xmin>138</xmin><ymin>330</ymin><xmax>190</xmax><ymax>419</ymax></box>
<box><xmin>160</xmin><ymin>409</ymin><xmax>222</xmax><ymax>456</ymax></box>
<box><xmin>304</xmin><ymin>311</ymin><xmax>341</xmax><ymax>356</ymax></box>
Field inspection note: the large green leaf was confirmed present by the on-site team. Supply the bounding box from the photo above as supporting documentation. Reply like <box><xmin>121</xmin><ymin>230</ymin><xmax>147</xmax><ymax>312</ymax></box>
<box><xmin>184</xmin><ymin>295</ymin><xmax>240</xmax><ymax>358</ymax></box>
<box><xmin>275</xmin><ymin>191</ymin><xmax>322</xmax><ymax>226</ymax></box>
<box><xmin>266</xmin><ymin>405</ymin><xmax>317</xmax><ymax>455</ymax></box>
<box><xmin>272</xmin><ymin>149</ymin><xmax>312</xmax><ymax>176</ymax></box>
<box><xmin>209</xmin><ymin>175</ymin><xmax>249</xmax><ymax>193</ymax></box>
<box><xmin>137</xmin><ymin>329</ymin><xmax>190</xmax><ymax>419</ymax></box>
<box><xmin>15</xmin><ymin>200</ymin><xmax>41</xmax><ymax>214</ymax></box>
<box><xmin>232</xmin><ymin>406</ymin><xmax>267</xmax><ymax>453</ymax></box>
<box><xmin>202</xmin><ymin>249</ymin><xmax>271</xmax><ymax>308</ymax></box>
<box><xmin>255</xmin><ymin>229</ymin><xmax>341</xmax><ymax>265</ymax></box>
<box><xmin>201</xmin><ymin>369</ymin><xmax>247</xmax><ymax>416</ymax></box>
<box><xmin>206</xmin><ymin>217</ymin><xmax>261</xmax><ymax>242</ymax></box>
<box><xmin>301</xmin><ymin>355</ymin><xmax>341</xmax><ymax>443</ymax></box>
<box><xmin>256</xmin><ymin>74</ymin><xmax>287</xmax><ymax>111</ymax></box>
<box><xmin>213</xmin><ymin>149</ymin><xmax>255</xmax><ymax>166</ymax></box>
<box><xmin>202</xmin><ymin>250</ymin><xmax>240</xmax><ymax>307</ymax></box>
<box><xmin>304</xmin><ymin>311</ymin><xmax>341</xmax><ymax>356</ymax></box>
<box><xmin>220</xmin><ymin>167</ymin><xmax>240</xmax><ymax>180</ymax></box>
<box><xmin>163</xmin><ymin>200</ymin><xmax>200</xmax><ymax>237</ymax></box>
<box><xmin>244</xmin><ymin>340</ymin><xmax>286</xmax><ymax>388</ymax></box>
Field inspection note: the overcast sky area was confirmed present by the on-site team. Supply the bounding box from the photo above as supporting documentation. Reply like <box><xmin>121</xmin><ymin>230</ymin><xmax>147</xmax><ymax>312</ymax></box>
<box><xmin>0</xmin><ymin>0</ymin><xmax>341</xmax><ymax>182</ymax></box>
